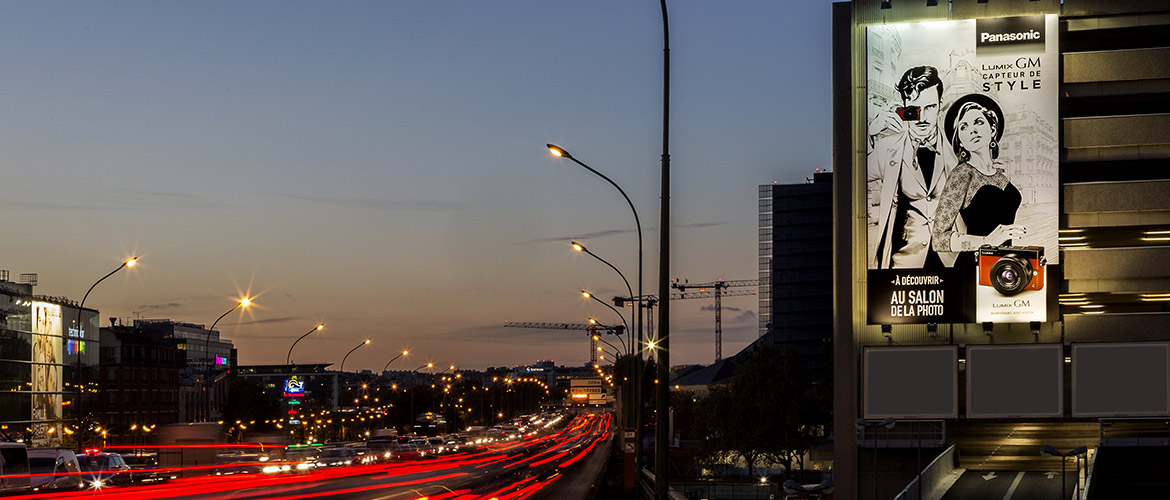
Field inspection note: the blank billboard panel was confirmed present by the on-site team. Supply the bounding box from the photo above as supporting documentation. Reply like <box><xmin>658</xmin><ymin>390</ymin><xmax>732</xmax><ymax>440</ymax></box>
<box><xmin>1073</xmin><ymin>342</ymin><xmax>1170</xmax><ymax>418</ymax></box>
<box><xmin>863</xmin><ymin>346</ymin><xmax>957</xmax><ymax>419</ymax></box>
<box><xmin>967</xmin><ymin>344</ymin><xmax>1063</xmax><ymax>418</ymax></box>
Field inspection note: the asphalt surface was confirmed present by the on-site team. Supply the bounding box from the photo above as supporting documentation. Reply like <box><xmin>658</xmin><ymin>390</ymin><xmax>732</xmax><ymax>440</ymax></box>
<box><xmin>940</xmin><ymin>470</ymin><xmax>1082</xmax><ymax>500</ymax></box>
<box><xmin>4</xmin><ymin>412</ymin><xmax>613</xmax><ymax>500</ymax></box>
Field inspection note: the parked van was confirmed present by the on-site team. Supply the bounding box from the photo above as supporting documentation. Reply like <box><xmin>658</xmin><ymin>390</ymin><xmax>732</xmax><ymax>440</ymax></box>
<box><xmin>28</xmin><ymin>447</ymin><xmax>82</xmax><ymax>491</ymax></box>
<box><xmin>0</xmin><ymin>442</ymin><xmax>31</xmax><ymax>494</ymax></box>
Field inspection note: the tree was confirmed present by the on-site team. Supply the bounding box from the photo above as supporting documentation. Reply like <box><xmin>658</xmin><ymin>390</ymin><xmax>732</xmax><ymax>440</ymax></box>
<box><xmin>692</xmin><ymin>345</ymin><xmax>831</xmax><ymax>476</ymax></box>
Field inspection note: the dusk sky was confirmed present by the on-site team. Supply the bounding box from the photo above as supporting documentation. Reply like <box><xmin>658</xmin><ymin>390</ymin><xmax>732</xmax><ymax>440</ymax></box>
<box><xmin>1</xmin><ymin>1</ymin><xmax>836</xmax><ymax>372</ymax></box>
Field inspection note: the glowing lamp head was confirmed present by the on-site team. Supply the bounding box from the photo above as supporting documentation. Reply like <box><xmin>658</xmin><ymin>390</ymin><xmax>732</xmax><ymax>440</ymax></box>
<box><xmin>364</xmin><ymin>339</ymin><xmax>371</xmax><ymax>345</ymax></box>
<box><xmin>125</xmin><ymin>257</ymin><xmax>138</xmax><ymax>267</ymax></box>
<box><xmin>571</xmin><ymin>241</ymin><xmax>586</xmax><ymax>252</ymax></box>
<box><xmin>547</xmin><ymin>144</ymin><xmax>568</xmax><ymax>158</ymax></box>
<box><xmin>581</xmin><ymin>291</ymin><xmax>592</xmax><ymax>299</ymax></box>
<box><xmin>240</xmin><ymin>298</ymin><xmax>251</xmax><ymax>307</ymax></box>
<box><xmin>403</xmin><ymin>350</ymin><xmax>409</xmax><ymax>356</ymax></box>
<box><xmin>316</xmin><ymin>324</ymin><xmax>324</xmax><ymax>330</ymax></box>
<box><xmin>588</xmin><ymin>318</ymin><xmax>598</xmax><ymax>325</ymax></box>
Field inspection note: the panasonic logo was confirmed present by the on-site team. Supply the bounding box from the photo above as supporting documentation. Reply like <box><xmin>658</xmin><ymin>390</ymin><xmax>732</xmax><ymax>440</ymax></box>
<box><xmin>981</xmin><ymin>30</ymin><xmax>1042</xmax><ymax>43</ymax></box>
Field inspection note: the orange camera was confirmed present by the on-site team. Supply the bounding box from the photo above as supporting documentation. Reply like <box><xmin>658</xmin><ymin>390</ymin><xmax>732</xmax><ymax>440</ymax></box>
<box><xmin>977</xmin><ymin>245</ymin><xmax>1045</xmax><ymax>296</ymax></box>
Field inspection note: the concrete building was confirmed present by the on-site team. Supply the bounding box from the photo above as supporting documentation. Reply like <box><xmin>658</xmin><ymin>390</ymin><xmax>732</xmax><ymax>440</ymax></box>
<box><xmin>132</xmin><ymin>319</ymin><xmax>236</xmax><ymax>422</ymax></box>
<box><xmin>833</xmin><ymin>1</ymin><xmax>1170</xmax><ymax>499</ymax></box>
<box><xmin>98</xmin><ymin>323</ymin><xmax>182</xmax><ymax>429</ymax></box>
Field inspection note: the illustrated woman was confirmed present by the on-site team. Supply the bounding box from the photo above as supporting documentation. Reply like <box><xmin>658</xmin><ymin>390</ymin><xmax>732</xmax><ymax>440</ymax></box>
<box><xmin>931</xmin><ymin>93</ymin><xmax>1025</xmax><ymax>264</ymax></box>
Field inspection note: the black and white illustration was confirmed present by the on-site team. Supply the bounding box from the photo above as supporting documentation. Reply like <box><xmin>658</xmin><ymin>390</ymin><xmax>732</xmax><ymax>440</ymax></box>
<box><xmin>865</xmin><ymin>15</ymin><xmax>1058</xmax><ymax>324</ymax></box>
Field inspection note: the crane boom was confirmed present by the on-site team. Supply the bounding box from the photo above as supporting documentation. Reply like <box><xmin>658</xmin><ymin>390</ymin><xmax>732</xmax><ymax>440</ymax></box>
<box><xmin>503</xmin><ymin>321</ymin><xmax>622</xmax><ymax>365</ymax></box>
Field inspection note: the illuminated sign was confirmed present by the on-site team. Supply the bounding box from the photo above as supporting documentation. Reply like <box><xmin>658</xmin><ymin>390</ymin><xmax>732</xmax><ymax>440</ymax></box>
<box><xmin>864</xmin><ymin>15</ymin><xmax>1059</xmax><ymax>324</ymax></box>
<box><xmin>283</xmin><ymin>376</ymin><xmax>306</xmax><ymax>397</ymax></box>
<box><xmin>215</xmin><ymin>356</ymin><xmax>228</xmax><ymax>366</ymax></box>
<box><xmin>31</xmin><ymin>302</ymin><xmax>63</xmax><ymax>429</ymax></box>
<box><xmin>289</xmin><ymin>419</ymin><xmax>301</xmax><ymax>425</ymax></box>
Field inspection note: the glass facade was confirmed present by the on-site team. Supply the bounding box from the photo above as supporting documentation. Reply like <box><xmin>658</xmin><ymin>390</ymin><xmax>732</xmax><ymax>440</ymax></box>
<box><xmin>0</xmin><ymin>286</ymin><xmax>98</xmax><ymax>442</ymax></box>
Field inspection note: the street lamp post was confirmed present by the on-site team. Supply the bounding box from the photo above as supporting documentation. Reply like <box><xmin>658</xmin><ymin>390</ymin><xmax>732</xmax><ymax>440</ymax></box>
<box><xmin>582</xmin><ymin>291</ymin><xmax>629</xmax><ymax>355</ymax></box>
<box><xmin>201</xmin><ymin>297</ymin><xmax>250</xmax><ymax>421</ymax></box>
<box><xmin>655</xmin><ymin>2</ymin><xmax>672</xmax><ymax>497</ymax></box>
<box><xmin>857</xmin><ymin>418</ymin><xmax>896</xmax><ymax>500</ymax></box>
<box><xmin>1040</xmin><ymin>445</ymin><xmax>1089</xmax><ymax>500</ymax></box>
<box><xmin>287</xmin><ymin>324</ymin><xmax>325</xmax><ymax>366</ymax></box>
<box><xmin>409</xmin><ymin>363</ymin><xmax>433</xmax><ymax>427</ymax></box>
<box><xmin>383</xmin><ymin>350</ymin><xmax>409</xmax><ymax>373</ymax></box>
<box><xmin>340</xmin><ymin>339</ymin><xmax>372</xmax><ymax>373</ymax></box>
<box><xmin>548</xmin><ymin>152</ymin><xmax>644</xmax><ymax>434</ymax></box>
<box><xmin>74</xmin><ymin>257</ymin><xmax>138</xmax><ymax>422</ymax></box>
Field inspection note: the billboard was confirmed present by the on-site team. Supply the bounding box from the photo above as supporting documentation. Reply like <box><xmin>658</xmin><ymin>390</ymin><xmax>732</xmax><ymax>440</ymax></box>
<box><xmin>863</xmin><ymin>346</ymin><xmax>957</xmax><ymax>419</ymax></box>
<box><xmin>31</xmin><ymin>302</ymin><xmax>63</xmax><ymax>425</ymax></box>
<box><xmin>967</xmin><ymin>344</ymin><xmax>1063</xmax><ymax>418</ymax></box>
<box><xmin>865</xmin><ymin>15</ymin><xmax>1059</xmax><ymax>324</ymax></box>
<box><xmin>1072</xmin><ymin>342</ymin><xmax>1170</xmax><ymax>417</ymax></box>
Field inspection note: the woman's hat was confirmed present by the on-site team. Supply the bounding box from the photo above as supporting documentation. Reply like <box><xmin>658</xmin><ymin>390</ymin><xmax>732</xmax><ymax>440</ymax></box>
<box><xmin>944</xmin><ymin>93</ymin><xmax>1005</xmax><ymax>146</ymax></box>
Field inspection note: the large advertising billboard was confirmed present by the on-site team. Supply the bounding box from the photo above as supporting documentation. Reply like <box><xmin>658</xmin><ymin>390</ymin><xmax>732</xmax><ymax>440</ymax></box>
<box><xmin>31</xmin><ymin>302</ymin><xmax>63</xmax><ymax>426</ymax></box>
<box><xmin>865</xmin><ymin>15</ymin><xmax>1059</xmax><ymax>324</ymax></box>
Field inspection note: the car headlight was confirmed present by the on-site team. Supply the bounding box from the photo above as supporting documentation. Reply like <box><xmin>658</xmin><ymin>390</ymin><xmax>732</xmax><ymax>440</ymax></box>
<box><xmin>262</xmin><ymin>465</ymin><xmax>281</xmax><ymax>474</ymax></box>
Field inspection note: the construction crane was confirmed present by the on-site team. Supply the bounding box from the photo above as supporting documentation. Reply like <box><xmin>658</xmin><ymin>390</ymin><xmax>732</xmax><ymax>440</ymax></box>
<box><xmin>503</xmin><ymin>321</ymin><xmax>625</xmax><ymax>365</ymax></box>
<box><xmin>671</xmin><ymin>279</ymin><xmax>759</xmax><ymax>361</ymax></box>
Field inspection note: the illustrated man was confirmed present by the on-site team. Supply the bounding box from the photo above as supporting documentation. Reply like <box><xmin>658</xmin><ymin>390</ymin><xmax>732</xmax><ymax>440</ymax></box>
<box><xmin>867</xmin><ymin>65</ymin><xmax>957</xmax><ymax>270</ymax></box>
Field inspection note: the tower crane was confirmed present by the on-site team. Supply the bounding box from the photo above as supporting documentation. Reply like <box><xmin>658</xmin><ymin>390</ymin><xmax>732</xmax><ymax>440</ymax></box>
<box><xmin>671</xmin><ymin>279</ymin><xmax>759</xmax><ymax>361</ymax></box>
<box><xmin>503</xmin><ymin>321</ymin><xmax>625</xmax><ymax>366</ymax></box>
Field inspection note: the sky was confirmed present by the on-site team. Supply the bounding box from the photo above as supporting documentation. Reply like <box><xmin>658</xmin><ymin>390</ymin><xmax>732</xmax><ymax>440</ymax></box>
<box><xmin>1</xmin><ymin>1</ymin><xmax>837</xmax><ymax>372</ymax></box>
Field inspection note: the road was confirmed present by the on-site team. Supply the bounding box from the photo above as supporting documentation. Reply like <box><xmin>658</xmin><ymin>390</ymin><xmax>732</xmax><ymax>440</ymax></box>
<box><xmin>8</xmin><ymin>412</ymin><xmax>613</xmax><ymax>500</ymax></box>
<box><xmin>940</xmin><ymin>470</ymin><xmax>1081</xmax><ymax>500</ymax></box>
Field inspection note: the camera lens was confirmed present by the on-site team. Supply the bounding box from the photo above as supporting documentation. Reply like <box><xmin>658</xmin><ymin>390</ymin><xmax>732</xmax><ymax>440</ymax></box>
<box><xmin>989</xmin><ymin>254</ymin><xmax>1032</xmax><ymax>296</ymax></box>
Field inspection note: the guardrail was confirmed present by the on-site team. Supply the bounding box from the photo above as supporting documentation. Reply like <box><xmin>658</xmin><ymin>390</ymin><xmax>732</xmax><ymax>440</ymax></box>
<box><xmin>641</xmin><ymin>467</ymin><xmax>690</xmax><ymax>500</ymax></box>
<box><xmin>892</xmin><ymin>444</ymin><xmax>957</xmax><ymax>500</ymax></box>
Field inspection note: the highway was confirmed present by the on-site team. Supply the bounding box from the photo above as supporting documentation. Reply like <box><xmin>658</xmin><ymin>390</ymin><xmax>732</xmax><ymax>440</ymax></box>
<box><xmin>8</xmin><ymin>412</ymin><xmax>612</xmax><ymax>500</ymax></box>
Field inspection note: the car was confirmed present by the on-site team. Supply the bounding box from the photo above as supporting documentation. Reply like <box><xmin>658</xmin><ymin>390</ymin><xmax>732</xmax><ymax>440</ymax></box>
<box><xmin>28</xmin><ymin>447</ymin><xmax>82</xmax><ymax>491</ymax></box>
<box><xmin>317</xmin><ymin>446</ymin><xmax>357</xmax><ymax>467</ymax></box>
<box><xmin>0</xmin><ymin>442</ymin><xmax>31</xmax><ymax>494</ymax></box>
<box><xmin>76</xmin><ymin>450</ymin><xmax>133</xmax><ymax>488</ymax></box>
<box><xmin>121</xmin><ymin>451</ymin><xmax>171</xmax><ymax>483</ymax></box>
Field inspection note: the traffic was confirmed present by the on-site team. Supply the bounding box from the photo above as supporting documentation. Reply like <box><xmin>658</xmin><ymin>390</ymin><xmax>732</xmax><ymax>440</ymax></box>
<box><xmin>0</xmin><ymin>411</ymin><xmax>611</xmax><ymax>499</ymax></box>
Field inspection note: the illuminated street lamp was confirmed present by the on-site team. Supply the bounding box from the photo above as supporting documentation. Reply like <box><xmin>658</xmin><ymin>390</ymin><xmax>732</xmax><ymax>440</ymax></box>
<box><xmin>75</xmin><ymin>257</ymin><xmax>138</xmax><ymax>420</ymax></box>
<box><xmin>582</xmin><ymin>290</ymin><xmax>629</xmax><ymax>354</ymax></box>
<box><xmin>340</xmin><ymin>339</ymin><xmax>372</xmax><ymax>373</ymax></box>
<box><xmin>383</xmin><ymin>350</ymin><xmax>410</xmax><ymax>373</ymax></box>
<box><xmin>205</xmin><ymin>298</ymin><xmax>251</xmax><ymax>371</ymax></box>
<box><xmin>565</xmin><ymin>212</ymin><xmax>645</xmax><ymax>469</ymax></box>
<box><xmin>287</xmin><ymin>323</ymin><xmax>325</xmax><ymax>366</ymax></box>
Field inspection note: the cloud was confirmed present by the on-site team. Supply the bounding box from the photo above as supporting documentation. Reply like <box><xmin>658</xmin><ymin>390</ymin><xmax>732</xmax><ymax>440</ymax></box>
<box><xmin>524</xmin><ymin>221</ymin><xmax>729</xmax><ymax>244</ymax></box>
<box><xmin>734</xmin><ymin>310</ymin><xmax>757</xmax><ymax>323</ymax></box>
<box><xmin>137</xmin><ymin>302</ymin><xmax>183</xmax><ymax>311</ymax></box>
<box><xmin>238</xmin><ymin>316</ymin><xmax>301</xmax><ymax>326</ymax></box>
<box><xmin>278</xmin><ymin>194</ymin><xmax>465</xmax><ymax>212</ymax></box>
<box><xmin>700</xmin><ymin>304</ymin><xmax>741</xmax><ymax>312</ymax></box>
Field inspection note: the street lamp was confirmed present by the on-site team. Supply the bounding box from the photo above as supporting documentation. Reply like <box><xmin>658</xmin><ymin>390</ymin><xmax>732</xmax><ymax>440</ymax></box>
<box><xmin>287</xmin><ymin>323</ymin><xmax>325</xmax><ymax>366</ymax></box>
<box><xmin>74</xmin><ymin>257</ymin><xmax>138</xmax><ymax>421</ymax></box>
<box><xmin>1040</xmin><ymin>445</ymin><xmax>1089</xmax><ymax>500</ymax></box>
<box><xmin>340</xmin><ymin>339</ymin><xmax>372</xmax><ymax>373</ymax></box>
<box><xmin>856</xmin><ymin>418</ymin><xmax>896</xmax><ymax>500</ymax></box>
<box><xmin>582</xmin><ymin>290</ymin><xmax>629</xmax><ymax>354</ymax></box>
<box><xmin>383</xmin><ymin>350</ymin><xmax>409</xmax><ymax>373</ymax></box>
<box><xmin>549</xmin><ymin>147</ymin><xmax>644</xmax><ymax>433</ymax></box>
<box><xmin>202</xmin><ymin>297</ymin><xmax>250</xmax><ymax>421</ymax></box>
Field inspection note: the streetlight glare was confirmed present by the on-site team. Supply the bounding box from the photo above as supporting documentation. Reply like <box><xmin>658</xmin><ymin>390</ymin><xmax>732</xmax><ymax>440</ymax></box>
<box><xmin>316</xmin><ymin>324</ymin><xmax>324</xmax><ymax>330</ymax></box>
<box><xmin>582</xmin><ymin>291</ymin><xmax>592</xmax><ymax>299</ymax></box>
<box><xmin>403</xmin><ymin>350</ymin><xmax>409</xmax><ymax>356</ymax></box>
<box><xmin>125</xmin><ymin>257</ymin><xmax>138</xmax><ymax>267</ymax></box>
<box><xmin>571</xmin><ymin>241</ymin><xmax>586</xmax><ymax>252</ymax></box>
<box><xmin>240</xmin><ymin>298</ymin><xmax>252</xmax><ymax>307</ymax></box>
<box><xmin>547</xmin><ymin>144</ymin><xmax>568</xmax><ymax>158</ymax></box>
<box><xmin>364</xmin><ymin>339</ymin><xmax>372</xmax><ymax>344</ymax></box>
